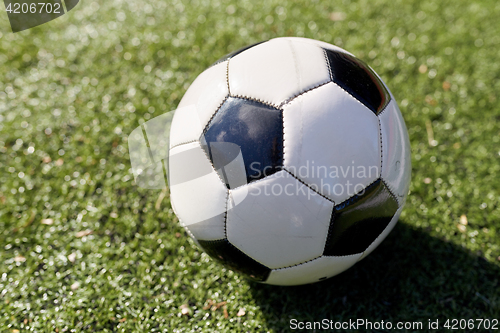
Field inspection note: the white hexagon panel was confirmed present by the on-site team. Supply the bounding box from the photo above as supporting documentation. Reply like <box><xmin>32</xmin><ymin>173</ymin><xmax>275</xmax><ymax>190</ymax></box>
<box><xmin>226</xmin><ymin>171</ymin><xmax>334</xmax><ymax>269</ymax></box>
<box><xmin>282</xmin><ymin>82</ymin><xmax>381</xmax><ymax>204</ymax></box>
<box><xmin>228</xmin><ymin>38</ymin><xmax>330</xmax><ymax>107</ymax></box>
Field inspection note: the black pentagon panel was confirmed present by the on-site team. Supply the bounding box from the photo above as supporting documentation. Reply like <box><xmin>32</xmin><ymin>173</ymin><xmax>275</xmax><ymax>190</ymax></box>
<box><xmin>198</xmin><ymin>239</ymin><xmax>271</xmax><ymax>282</ymax></box>
<box><xmin>324</xmin><ymin>49</ymin><xmax>390</xmax><ymax>114</ymax></box>
<box><xmin>211</xmin><ymin>41</ymin><xmax>267</xmax><ymax>67</ymax></box>
<box><xmin>323</xmin><ymin>179</ymin><xmax>399</xmax><ymax>256</ymax></box>
<box><xmin>201</xmin><ymin>97</ymin><xmax>283</xmax><ymax>187</ymax></box>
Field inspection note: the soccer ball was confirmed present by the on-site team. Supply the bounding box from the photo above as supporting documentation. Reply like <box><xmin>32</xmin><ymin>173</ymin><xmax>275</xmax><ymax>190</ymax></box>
<box><xmin>168</xmin><ymin>37</ymin><xmax>411</xmax><ymax>286</ymax></box>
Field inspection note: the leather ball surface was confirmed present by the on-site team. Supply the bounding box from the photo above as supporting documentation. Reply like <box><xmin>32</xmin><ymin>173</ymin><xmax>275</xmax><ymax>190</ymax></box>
<box><xmin>168</xmin><ymin>37</ymin><xmax>411</xmax><ymax>286</ymax></box>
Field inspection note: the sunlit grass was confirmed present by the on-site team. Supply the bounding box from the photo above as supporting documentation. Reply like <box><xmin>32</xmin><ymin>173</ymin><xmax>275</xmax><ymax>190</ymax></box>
<box><xmin>0</xmin><ymin>0</ymin><xmax>499</xmax><ymax>331</ymax></box>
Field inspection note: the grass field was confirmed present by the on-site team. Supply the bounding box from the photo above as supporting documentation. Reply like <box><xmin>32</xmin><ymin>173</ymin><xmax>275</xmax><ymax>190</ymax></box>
<box><xmin>1</xmin><ymin>0</ymin><xmax>500</xmax><ymax>331</ymax></box>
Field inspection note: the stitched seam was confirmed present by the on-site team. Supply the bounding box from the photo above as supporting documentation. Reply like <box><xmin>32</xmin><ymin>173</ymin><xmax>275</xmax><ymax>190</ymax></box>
<box><xmin>227</xmin><ymin>168</ymin><xmax>284</xmax><ymax>192</ymax></box>
<box><xmin>336</xmin><ymin>177</ymin><xmax>382</xmax><ymax>207</ymax></box>
<box><xmin>323</xmin><ymin>177</ymin><xmax>382</xmax><ymax>255</ymax></box>
<box><xmin>378</xmin><ymin>116</ymin><xmax>383</xmax><ymax>176</ymax></box>
<box><xmin>226</xmin><ymin>59</ymin><xmax>231</xmax><ymax>95</ymax></box>
<box><xmin>272</xmin><ymin>255</ymin><xmax>322</xmax><ymax>271</ymax></box>
<box><xmin>223</xmin><ymin>190</ymin><xmax>229</xmax><ymax>238</ymax></box>
<box><xmin>230</xmin><ymin>94</ymin><xmax>280</xmax><ymax>109</ymax></box>
<box><xmin>324</xmin><ymin>205</ymin><xmax>336</xmax><ymax>255</ymax></box>
<box><xmin>198</xmin><ymin>138</ymin><xmax>228</xmax><ymax>188</ymax></box>
<box><xmin>272</xmin><ymin>252</ymin><xmax>369</xmax><ymax>271</ymax></box>
<box><xmin>377</xmin><ymin>99</ymin><xmax>392</xmax><ymax>117</ymax></box>
<box><xmin>202</xmin><ymin>95</ymin><xmax>229</xmax><ymax>135</ymax></box>
<box><xmin>208</xmin><ymin>61</ymin><xmax>220</xmax><ymax>69</ymax></box>
<box><xmin>208</xmin><ymin>58</ymin><xmax>228</xmax><ymax>70</ymax></box>
<box><xmin>225</xmin><ymin>241</ymin><xmax>269</xmax><ymax>271</ymax></box>
<box><xmin>279</xmin><ymin>80</ymin><xmax>331</xmax><ymax>108</ymax></box>
<box><xmin>359</xmin><ymin>185</ymin><xmax>402</xmax><ymax>260</ymax></box>
<box><xmin>330</xmin><ymin>80</ymin><xmax>380</xmax><ymax>114</ymax></box>
<box><xmin>199</xmin><ymin>94</ymin><xmax>230</xmax><ymax>188</ymax></box>
<box><xmin>324</xmin><ymin>48</ymin><xmax>391</xmax><ymax>115</ymax></box>
<box><xmin>381</xmin><ymin>178</ymin><xmax>400</xmax><ymax>206</ymax></box>
<box><xmin>371</xmin><ymin>69</ymin><xmax>392</xmax><ymax>115</ymax></box>
<box><xmin>323</xmin><ymin>48</ymin><xmax>333</xmax><ymax>81</ymax></box>
<box><xmin>200</xmin><ymin>239</ymin><xmax>269</xmax><ymax>270</ymax></box>
<box><xmin>282</xmin><ymin>107</ymin><xmax>286</xmax><ymax>167</ymax></box>
<box><xmin>283</xmin><ymin>168</ymin><xmax>335</xmax><ymax>204</ymax></box>
<box><xmin>170</xmin><ymin>139</ymin><xmax>198</xmax><ymax>151</ymax></box>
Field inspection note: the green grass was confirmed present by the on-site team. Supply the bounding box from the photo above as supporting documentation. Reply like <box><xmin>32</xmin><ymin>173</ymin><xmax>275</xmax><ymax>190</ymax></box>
<box><xmin>1</xmin><ymin>0</ymin><xmax>499</xmax><ymax>331</ymax></box>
